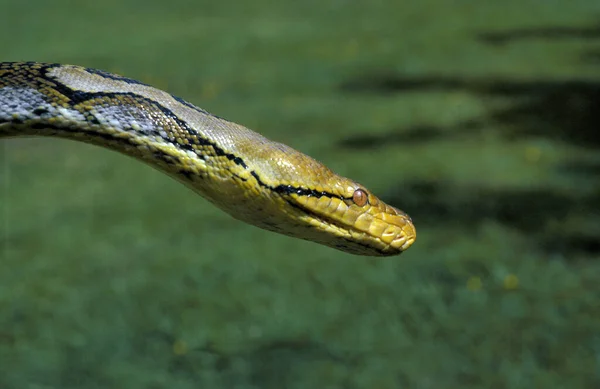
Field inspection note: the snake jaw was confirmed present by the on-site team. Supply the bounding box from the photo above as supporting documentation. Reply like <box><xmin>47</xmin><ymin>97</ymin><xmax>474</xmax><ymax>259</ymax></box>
<box><xmin>284</xmin><ymin>190</ymin><xmax>416</xmax><ymax>256</ymax></box>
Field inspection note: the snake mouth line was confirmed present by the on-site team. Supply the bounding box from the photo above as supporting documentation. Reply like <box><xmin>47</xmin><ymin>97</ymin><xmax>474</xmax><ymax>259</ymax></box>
<box><xmin>284</xmin><ymin>199</ymin><xmax>395</xmax><ymax>254</ymax></box>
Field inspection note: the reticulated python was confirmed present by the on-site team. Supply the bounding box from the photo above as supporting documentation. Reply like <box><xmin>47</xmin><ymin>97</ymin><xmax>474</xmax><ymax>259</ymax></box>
<box><xmin>0</xmin><ymin>62</ymin><xmax>415</xmax><ymax>256</ymax></box>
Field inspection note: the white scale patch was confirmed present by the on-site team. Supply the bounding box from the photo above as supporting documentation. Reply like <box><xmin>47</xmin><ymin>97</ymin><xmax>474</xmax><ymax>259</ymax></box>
<box><xmin>89</xmin><ymin>105</ymin><xmax>179</xmax><ymax>148</ymax></box>
<box><xmin>90</xmin><ymin>104</ymin><xmax>159</xmax><ymax>134</ymax></box>
<box><xmin>1</xmin><ymin>86</ymin><xmax>164</xmax><ymax>142</ymax></box>
<box><xmin>0</xmin><ymin>86</ymin><xmax>86</xmax><ymax>123</ymax></box>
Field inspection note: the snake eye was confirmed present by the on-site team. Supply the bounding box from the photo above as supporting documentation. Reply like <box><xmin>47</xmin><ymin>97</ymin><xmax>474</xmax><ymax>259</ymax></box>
<box><xmin>352</xmin><ymin>189</ymin><xmax>369</xmax><ymax>207</ymax></box>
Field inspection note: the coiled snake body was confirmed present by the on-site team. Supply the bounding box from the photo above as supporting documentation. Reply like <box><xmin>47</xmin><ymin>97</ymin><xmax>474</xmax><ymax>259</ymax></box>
<box><xmin>0</xmin><ymin>62</ymin><xmax>415</xmax><ymax>256</ymax></box>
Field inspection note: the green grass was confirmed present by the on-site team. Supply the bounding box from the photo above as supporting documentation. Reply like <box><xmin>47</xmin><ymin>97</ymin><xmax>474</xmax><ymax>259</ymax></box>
<box><xmin>1</xmin><ymin>1</ymin><xmax>600</xmax><ymax>388</ymax></box>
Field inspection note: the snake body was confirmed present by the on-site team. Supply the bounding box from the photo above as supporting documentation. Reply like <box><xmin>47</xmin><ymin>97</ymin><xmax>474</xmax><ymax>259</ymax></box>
<box><xmin>0</xmin><ymin>62</ymin><xmax>415</xmax><ymax>256</ymax></box>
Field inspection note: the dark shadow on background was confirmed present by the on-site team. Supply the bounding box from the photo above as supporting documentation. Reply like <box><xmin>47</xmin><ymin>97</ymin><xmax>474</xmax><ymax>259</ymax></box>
<box><xmin>476</xmin><ymin>21</ymin><xmax>600</xmax><ymax>46</ymax></box>
<box><xmin>248</xmin><ymin>339</ymin><xmax>353</xmax><ymax>389</ymax></box>
<box><xmin>558</xmin><ymin>159</ymin><xmax>600</xmax><ymax>176</ymax></box>
<box><xmin>383</xmin><ymin>180</ymin><xmax>600</xmax><ymax>256</ymax></box>
<box><xmin>340</xmin><ymin>76</ymin><xmax>600</xmax><ymax>148</ymax></box>
<box><xmin>582</xmin><ymin>50</ymin><xmax>600</xmax><ymax>64</ymax></box>
<box><xmin>336</xmin><ymin>122</ymin><xmax>482</xmax><ymax>150</ymax></box>
<box><xmin>340</xmin><ymin>19</ymin><xmax>600</xmax><ymax>149</ymax></box>
<box><xmin>154</xmin><ymin>334</ymin><xmax>356</xmax><ymax>389</ymax></box>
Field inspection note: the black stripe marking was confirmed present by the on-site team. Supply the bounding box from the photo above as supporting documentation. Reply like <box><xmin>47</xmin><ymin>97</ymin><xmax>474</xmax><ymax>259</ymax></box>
<box><xmin>172</xmin><ymin>95</ymin><xmax>210</xmax><ymax>115</ymax></box>
<box><xmin>82</xmin><ymin>68</ymin><xmax>228</xmax><ymax>122</ymax></box>
<box><xmin>32</xmin><ymin>107</ymin><xmax>49</xmax><ymax>116</ymax></box>
<box><xmin>250</xmin><ymin>171</ymin><xmax>347</xmax><ymax>201</ymax></box>
<box><xmin>82</xmin><ymin>66</ymin><xmax>230</xmax><ymax>122</ymax></box>
<box><xmin>40</xmin><ymin>66</ymin><xmax>250</xmax><ymax>170</ymax></box>
<box><xmin>273</xmin><ymin>184</ymin><xmax>344</xmax><ymax>199</ymax></box>
<box><xmin>171</xmin><ymin>95</ymin><xmax>230</xmax><ymax>122</ymax></box>
<box><xmin>84</xmin><ymin>67</ymin><xmax>151</xmax><ymax>86</ymax></box>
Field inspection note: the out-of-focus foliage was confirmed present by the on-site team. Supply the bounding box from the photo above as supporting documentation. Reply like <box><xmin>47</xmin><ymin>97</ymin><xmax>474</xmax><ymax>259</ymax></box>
<box><xmin>1</xmin><ymin>1</ymin><xmax>599</xmax><ymax>388</ymax></box>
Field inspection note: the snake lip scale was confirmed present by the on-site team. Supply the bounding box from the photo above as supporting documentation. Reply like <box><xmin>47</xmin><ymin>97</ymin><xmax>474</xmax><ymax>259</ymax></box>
<box><xmin>0</xmin><ymin>62</ymin><xmax>416</xmax><ymax>257</ymax></box>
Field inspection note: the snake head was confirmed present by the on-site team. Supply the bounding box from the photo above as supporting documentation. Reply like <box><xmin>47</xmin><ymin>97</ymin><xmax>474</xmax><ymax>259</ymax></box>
<box><xmin>240</xmin><ymin>144</ymin><xmax>417</xmax><ymax>257</ymax></box>
<box><xmin>277</xmin><ymin>180</ymin><xmax>416</xmax><ymax>256</ymax></box>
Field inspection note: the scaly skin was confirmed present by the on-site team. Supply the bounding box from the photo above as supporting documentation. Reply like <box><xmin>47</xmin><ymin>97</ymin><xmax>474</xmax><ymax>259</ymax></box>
<box><xmin>0</xmin><ymin>62</ymin><xmax>416</xmax><ymax>256</ymax></box>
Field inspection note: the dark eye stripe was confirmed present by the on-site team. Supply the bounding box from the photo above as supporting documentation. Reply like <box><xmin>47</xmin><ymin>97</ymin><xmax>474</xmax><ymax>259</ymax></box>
<box><xmin>248</xmin><ymin>172</ymin><xmax>348</xmax><ymax>200</ymax></box>
<box><xmin>273</xmin><ymin>184</ymin><xmax>346</xmax><ymax>200</ymax></box>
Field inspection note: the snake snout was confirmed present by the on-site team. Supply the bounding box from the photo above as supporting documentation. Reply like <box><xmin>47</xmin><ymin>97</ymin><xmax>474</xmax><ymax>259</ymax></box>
<box><xmin>389</xmin><ymin>204</ymin><xmax>412</xmax><ymax>222</ymax></box>
<box><xmin>380</xmin><ymin>203</ymin><xmax>416</xmax><ymax>252</ymax></box>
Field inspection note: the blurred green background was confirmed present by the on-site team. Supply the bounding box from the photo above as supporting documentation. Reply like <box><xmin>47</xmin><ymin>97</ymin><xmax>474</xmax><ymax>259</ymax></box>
<box><xmin>1</xmin><ymin>1</ymin><xmax>600</xmax><ymax>388</ymax></box>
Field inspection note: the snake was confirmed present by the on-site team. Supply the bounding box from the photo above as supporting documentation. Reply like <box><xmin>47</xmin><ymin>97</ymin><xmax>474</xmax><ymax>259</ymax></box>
<box><xmin>0</xmin><ymin>62</ymin><xmax>415</xmax><ymax>256</ymax></box>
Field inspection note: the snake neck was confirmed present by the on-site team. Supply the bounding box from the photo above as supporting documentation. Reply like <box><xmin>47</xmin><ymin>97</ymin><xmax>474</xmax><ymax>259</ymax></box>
<box><xmin>1</xmin><ymin>62</ymin><xmax>257</xmax><ymax>187</ymax></box>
